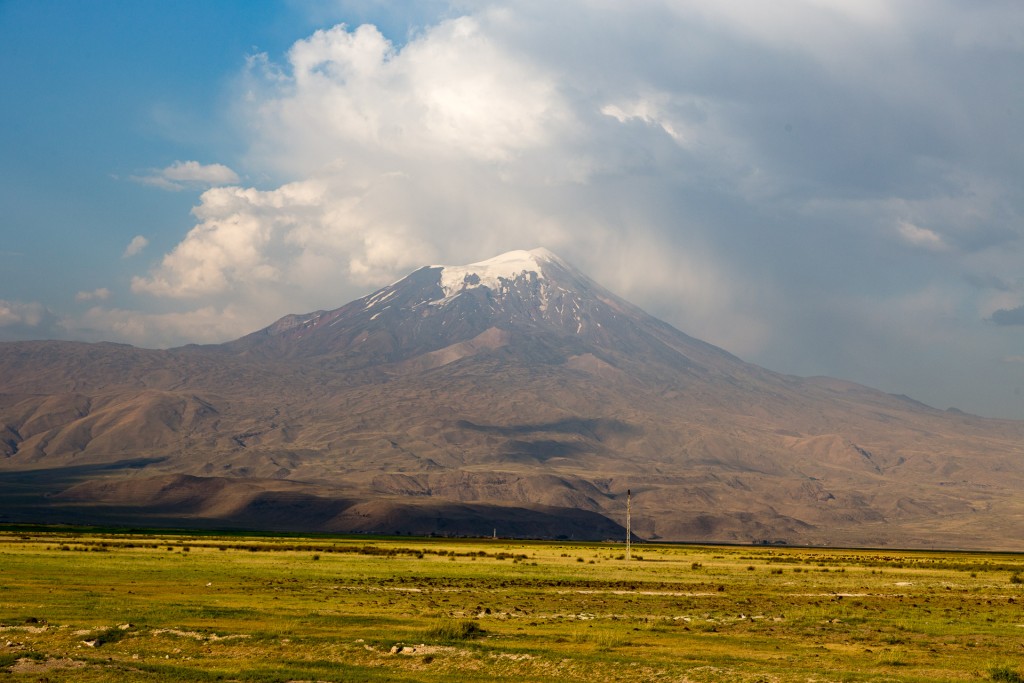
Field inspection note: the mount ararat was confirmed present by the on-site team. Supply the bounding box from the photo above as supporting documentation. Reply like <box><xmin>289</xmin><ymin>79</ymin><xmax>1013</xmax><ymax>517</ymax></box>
<box><xmin>2</xmin><ymin>248</ymin><xmax>1023</xmax><ymax>549</ymax></box>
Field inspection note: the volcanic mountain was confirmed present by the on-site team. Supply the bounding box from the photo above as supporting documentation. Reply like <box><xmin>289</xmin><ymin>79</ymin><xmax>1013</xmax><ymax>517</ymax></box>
<box><xmin>2</xmin><ymin>248</ymin><xmax>1024</xmax><ymax>548</ymax></box>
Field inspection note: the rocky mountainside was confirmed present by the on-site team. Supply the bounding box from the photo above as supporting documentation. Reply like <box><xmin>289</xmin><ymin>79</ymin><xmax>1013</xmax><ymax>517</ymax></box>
<box><xmin>2</xmin><ymin>248</ymin><xmax>1023</xmax><ymax>548</ymax></box>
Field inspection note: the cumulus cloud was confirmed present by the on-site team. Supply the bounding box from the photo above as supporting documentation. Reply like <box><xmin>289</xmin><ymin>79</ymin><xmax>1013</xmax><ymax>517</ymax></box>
<box><xmin>75</xmin><ymin>288</ymin><xmax>110</xmax><ymax>302</ymax></box>
<box><xmin>130</xmin><ymin>178</ymin><xmax>435</xmax><ymax>300</ymax></box>
<box><xmin>0</xmin><ymin>300</ymin><xmax>50</xmax><ymax>328</ymax></box>
<box><xmin>0</xmin><ymin>299</ymin><xmax>61</xmax><ymax>340</ymax></box>
<box><xmin>130</xmin><ymin>15</ymin><xmax>581</xmax><ymax>310</ymax></box>
<box><xmin>123</xmin><ymin>235</ymin><xmax>149</xmax><ymax>258</ymax></box>
<box><xmin>133</xmin><ymin>161</ymin><xmax>239</xmax><ymax>191</ymax></box>
<box><xmin>245</xmin><ymin>18</ymin><xmax>570</xmax><ymax>172</ymax></box>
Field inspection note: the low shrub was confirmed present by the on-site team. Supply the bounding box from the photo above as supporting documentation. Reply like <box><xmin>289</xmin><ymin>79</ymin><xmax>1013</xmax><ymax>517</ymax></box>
<box><xmin>427</xmin><ymin>619</ymin><xmax>486</xmax><ymax>641</ymax></box>
<box><xmin>991</xmin><ymin>665</ymin><xmax>1024</xmax><ymax>682</ymax></box>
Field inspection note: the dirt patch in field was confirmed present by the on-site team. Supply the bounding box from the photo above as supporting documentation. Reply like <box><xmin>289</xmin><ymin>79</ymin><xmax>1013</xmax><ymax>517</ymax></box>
<box><xmin>9</xmin><ymin>657</ymin><xmax>86</xmax><ymax>674</ymax></box>
<box><xmin>388</xmin><ymin>643</ymin><xmax>465</xmax><ymax>656</ymax></box>
<box><xmin>491</xmin><ymin>652</ymin><xmax>534</xmax><ymax>661</ymax></box>
<box><xmin>0</xmin><ymin>625</ymin><xmax>49</xmax><ymax>634</ymax></box>
<box><xmin>563</xmin><ymin>589</ymin><xmax>720</xmax><ymax>597</ymax></box>
<box><xmin>150</xmin><ymin>628</ymin><xmax>251</xmax><ymax>641</ymax></box>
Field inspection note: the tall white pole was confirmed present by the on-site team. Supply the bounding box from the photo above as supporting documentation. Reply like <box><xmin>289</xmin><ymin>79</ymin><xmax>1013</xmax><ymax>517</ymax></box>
<box><xmin>626</xmin><ymin>488</ymin><xmax>631</xmax><ymax>561</ymax></box>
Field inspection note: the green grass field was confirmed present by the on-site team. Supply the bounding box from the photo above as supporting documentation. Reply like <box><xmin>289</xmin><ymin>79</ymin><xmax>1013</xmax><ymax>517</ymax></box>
<box><xmin>0</xmin><ymin>529</ymin><xmax>1021</xmax><ymax>681</ymax></box>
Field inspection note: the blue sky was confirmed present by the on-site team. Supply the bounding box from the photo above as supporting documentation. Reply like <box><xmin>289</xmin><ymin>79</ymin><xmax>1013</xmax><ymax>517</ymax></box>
<box><xmin>2</xmin><ymin>2</ymin><xmax>273</xmax><ymax>294</ymax></box>
<box><xmin>2</xmin><ymin>1</ymin><xmax>1024</xmax><ymax>420</ymax></box>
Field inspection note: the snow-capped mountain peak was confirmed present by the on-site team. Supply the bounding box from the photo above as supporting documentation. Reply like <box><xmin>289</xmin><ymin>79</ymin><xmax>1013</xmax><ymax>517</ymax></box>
<box><xmin>435</xmin><ymin>247</ymin><xmax>563</xmax><ymax>301</ymax></box>
<box><xmin>233</xmin><ymin>247</ymin><xmax>670</xmax><ymax>363</ymax></box>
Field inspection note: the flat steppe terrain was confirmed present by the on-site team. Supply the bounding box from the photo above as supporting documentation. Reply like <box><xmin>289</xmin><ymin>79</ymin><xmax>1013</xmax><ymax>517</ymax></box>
<box><xmin>0</xmin><ymin>530</ymin><xmax>1022</xmax><ymax>681</ymax></box>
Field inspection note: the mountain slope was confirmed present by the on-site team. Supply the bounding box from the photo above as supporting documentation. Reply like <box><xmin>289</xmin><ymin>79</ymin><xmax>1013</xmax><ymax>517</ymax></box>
<box><xmin>1</xmin><ymin>248</ymin><xmax>1023</xmax><ymax>548</ymax></box>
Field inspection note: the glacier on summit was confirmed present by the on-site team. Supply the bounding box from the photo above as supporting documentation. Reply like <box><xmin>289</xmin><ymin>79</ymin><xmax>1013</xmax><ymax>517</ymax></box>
<box><xmin>435</xmin><ymin>247</ymin><xmax>564</xmax><ymax>304</ymax></box>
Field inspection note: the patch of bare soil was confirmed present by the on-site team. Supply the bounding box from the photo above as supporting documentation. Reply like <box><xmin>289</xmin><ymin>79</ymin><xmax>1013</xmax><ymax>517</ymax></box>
<box><xmin>0</xmin><ymin>625</ymin><xmax>49</xmax><ymax>634</ymax></box>
<box><xmin>388</xmin><ymin>643</ymin><xmax>464</xmax><ymax>656</ymax></box>
<box><xmin>9</xmin><ymin>657</ymin><xmax>86</xmax><ymax>674</ymax></box>
<box><xmin>151</xmin><ymin>628</ymin><xmax>251</xmax><ymax>641</ymax></box>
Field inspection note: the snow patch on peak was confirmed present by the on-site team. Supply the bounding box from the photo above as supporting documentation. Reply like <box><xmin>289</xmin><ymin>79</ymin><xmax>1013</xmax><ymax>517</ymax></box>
<box><xmin>523</xmin><ymin>246</ymin><xmax>565</xmax><ymax>265</ymax></box>
<box><xmin>435</xmin><ymin>248</ymin><xmax>562</xmax><ymax>300</ymax></box>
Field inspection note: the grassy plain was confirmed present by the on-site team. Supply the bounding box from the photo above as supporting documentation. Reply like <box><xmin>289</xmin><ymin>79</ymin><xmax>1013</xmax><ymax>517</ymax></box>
<box><xmin>0</xmin><ymin>530</ymin><xmax>1022</xmax><ymax>682</ymax></box>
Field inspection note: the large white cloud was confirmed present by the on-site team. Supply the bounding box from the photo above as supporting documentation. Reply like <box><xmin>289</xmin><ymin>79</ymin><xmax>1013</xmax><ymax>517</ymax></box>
<box><xmin>245</xmin><ymin>18</ymin><xmax>571</xmax><ymax>172</ymax></box>
<box><xmin>129</xmin><ymin>15</ymin><xmax>591</xmax><ymax>312</ymax></box>
<box><xmin>128</xmin><ymin>11</ymin><xmax>756</xmax><ymax>329</ymax></box>
<box><xmin>130</xmin><ymin>178</ymin><xmax>435</xmax><ymax>299</ymax></box>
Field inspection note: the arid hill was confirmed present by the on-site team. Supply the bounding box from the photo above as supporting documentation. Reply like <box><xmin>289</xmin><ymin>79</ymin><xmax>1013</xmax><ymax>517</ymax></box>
<box><xmin>2</xmin><ymin>248</ymin><xmax>1023</xmax><ymax>548</ymax></box>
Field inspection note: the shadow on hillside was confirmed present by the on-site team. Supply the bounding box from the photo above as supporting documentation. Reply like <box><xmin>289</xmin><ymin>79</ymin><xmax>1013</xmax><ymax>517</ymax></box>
<box><xmin>455</xmin><ymin>417</ymin><xmax>641</xmax><ymax>438</ymax></box>
<box><xmin>0</xmin><ymin>458</ymin><xmax>166</xmax><ymax>524</ymax></box>
<box><xmin>0</xmin><ymin>459</ymin><xmax>629</xmax><ymax>541</ymax></box>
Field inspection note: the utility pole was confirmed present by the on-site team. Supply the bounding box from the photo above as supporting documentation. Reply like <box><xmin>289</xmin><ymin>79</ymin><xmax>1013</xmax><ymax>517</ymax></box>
<box><xmin>626</xmin><ymin>489</ymin><xmax>631</xmax><ymax>561</ymax></box>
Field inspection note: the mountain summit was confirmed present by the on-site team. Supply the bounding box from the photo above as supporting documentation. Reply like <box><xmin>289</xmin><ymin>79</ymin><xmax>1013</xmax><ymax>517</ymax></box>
<box><xmin>227</xmin><ymin>247</ymin><xmax>597</xmax><ymax>358</ymax></box>
<box><xmin>2</xmin><ymin>249</ymin><xmax>1024</xmax><ymax>548</ymax></box>
<box><xmin>229</xmin><ymin>248</ymin><xmax>631</xmax><ymax>356</ymax></box>
<box><xmin>228</xmin><ymin>247</ymin><xmax>738</xmax><ymax>378</ymax></box>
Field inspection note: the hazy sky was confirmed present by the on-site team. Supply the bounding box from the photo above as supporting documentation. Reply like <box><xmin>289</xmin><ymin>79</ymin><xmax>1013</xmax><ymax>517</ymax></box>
<box><xmin>2</xmin><ymin>1</ymin><xmax>1024</xmax><ymax>419</ymax></box>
